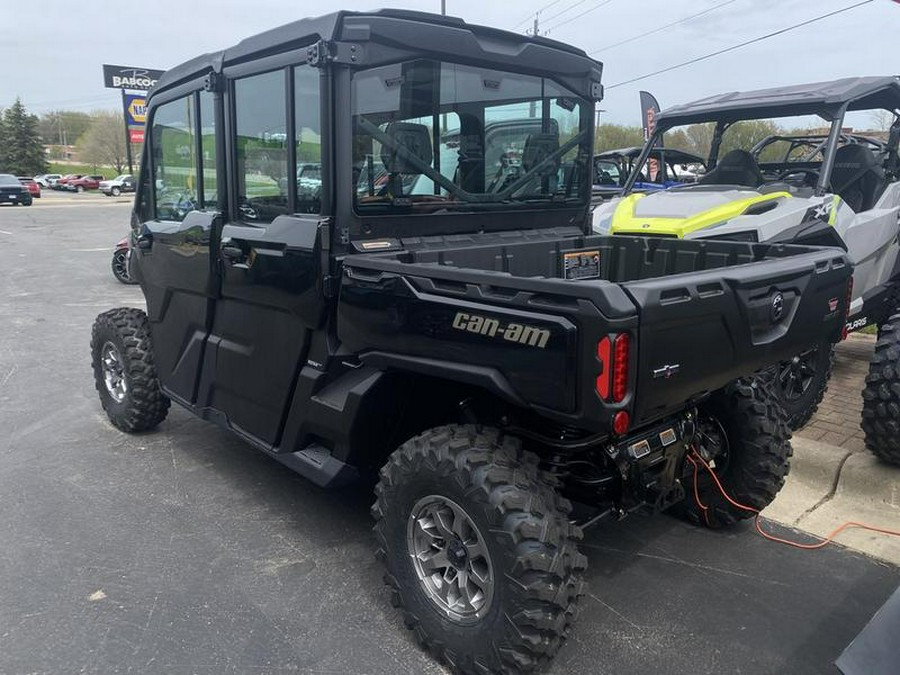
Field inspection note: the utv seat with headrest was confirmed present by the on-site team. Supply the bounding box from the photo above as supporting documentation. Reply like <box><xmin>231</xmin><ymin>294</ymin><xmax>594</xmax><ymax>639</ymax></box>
<box><xmin>700</xmin><ymin>149</ymin><xmax>765</xmax><ymax>188</ymax></box>
<box><xmin>830</xmin><ymin>143</ymin><xmax>885</xmax><ymax>213</ymax></box>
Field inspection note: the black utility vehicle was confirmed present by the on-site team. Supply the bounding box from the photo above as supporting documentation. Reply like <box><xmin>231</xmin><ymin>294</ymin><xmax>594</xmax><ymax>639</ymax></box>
<box><xmin>91</xmin><ymin>10</ymin><xmax>853</xmax><ymax>673</ymax></box>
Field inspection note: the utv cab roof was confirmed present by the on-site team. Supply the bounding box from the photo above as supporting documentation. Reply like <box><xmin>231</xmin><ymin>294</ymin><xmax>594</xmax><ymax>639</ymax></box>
<box><xmin>151</xmin><ymin>8</ymin><xmax>603</xmax><ymax>102</ymax></box>
<box><xmin>596</xmin><ymin>147</ymin><xmax>705</xmax><ymax>164</ymax></box>
<box><xmin>656</xmin><ymin>76</ymin><xmax>900</xmax><ymax>129</ymax></box>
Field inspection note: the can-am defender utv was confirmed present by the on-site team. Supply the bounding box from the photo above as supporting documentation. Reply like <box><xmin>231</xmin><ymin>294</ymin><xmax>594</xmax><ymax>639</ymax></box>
<box><xmin>593</xmin><ymin>77</ymin><xmax>900</xmax><ymax>462</ymax></box>
<box><xmin>90</xmin><ymin>11</ymin><xmax>853</xmax><ymax>673</ymax></box>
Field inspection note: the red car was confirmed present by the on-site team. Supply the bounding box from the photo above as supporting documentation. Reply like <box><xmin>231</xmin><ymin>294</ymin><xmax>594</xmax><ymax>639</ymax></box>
<box><xmin>53</xmin><ymin>174</ymin><xmax>83</xmax><ymax>190</ymax></box>
<box><xmin>17</xmin><ymin>177</ymin><xmax>41</xmax><ymax>198</ymax></box>
<box><xmin>67</xmin><ymin>174</ymin><xmax>105</xmax><ymax>193</ymax></box>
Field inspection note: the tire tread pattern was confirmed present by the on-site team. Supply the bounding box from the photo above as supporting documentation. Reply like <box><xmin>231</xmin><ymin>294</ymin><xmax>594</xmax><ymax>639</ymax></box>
<box><xmin>91</xmin><ymin>307</ymin><xmax>170</xmax><ymax>432</ymax></box>
<box><xmin>861</xmin><ymin>313</ymin><xmax>900</xmax><ymax>465</ymax></box>
<box><xmin>372</xmin><ymin>425</ymin><xmax>586</xmax><ymax>674</ymax></box>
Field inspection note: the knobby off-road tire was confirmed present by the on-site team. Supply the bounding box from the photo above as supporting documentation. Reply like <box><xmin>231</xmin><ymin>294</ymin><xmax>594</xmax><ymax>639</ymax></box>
<box><xmin>91</xmin><ymin>308</ymin><xmax>169</xmax><ymax>432</ymax></box>
<box><xmin>683</xmin><ymin>378</ymin><xmax>792</xmax><ymax>528</ymax></box>
<box><xmin>766</xmin><ymin>343</ymin><xmax>834</xmax><ymax>431</ymax></box>
<box><xmin>861</xmin><ymin>313</ymin><xmax>900</xmax><ymax>465</ymax></box>
<box><xmin>373</xmin><ymin>425</ymin><xmax>586</xmax><ymax>674</ymax></box>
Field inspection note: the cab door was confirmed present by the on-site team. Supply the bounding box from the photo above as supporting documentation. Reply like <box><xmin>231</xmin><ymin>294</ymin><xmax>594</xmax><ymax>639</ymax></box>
<box><xmin>194</xmin><ymin>63</ymin><xmax>328</xmax><ymax>447</ymax></box>
<box><xmin>132</xmin><ymin>88</ymin><xmax>220</xmax><ymax>405</ymax></box>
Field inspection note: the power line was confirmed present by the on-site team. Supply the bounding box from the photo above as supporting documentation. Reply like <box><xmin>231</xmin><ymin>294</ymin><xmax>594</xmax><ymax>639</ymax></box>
<box><xmin>510</xmin><ymin>0</ymin><xmax>566</xmax><ymax>30</ymax></box>
<box><xmin>542</xmin><ymin>0</ymin><xmax>592</xmax><ymax>26</ymax></box>
<box><xmin>544</xmin><ymin>0</ymin><xmax>615</xmax><ymax>34</ymax></box>
<box><xmin>607</xmin><ymin>0</ymin><xmax>875</xmax><ymax>90</ymax></box>
<box><xmin>590</xmin><ymin>0</ymin><xmax>740</xmax><ymax>54</ymax></box>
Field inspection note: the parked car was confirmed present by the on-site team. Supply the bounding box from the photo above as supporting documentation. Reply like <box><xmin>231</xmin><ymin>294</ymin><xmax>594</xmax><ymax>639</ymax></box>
<box><xmin>53</xmin><ymin>174</ymin><xmax>83</xmax><ymax>190</ymax></box>
<box><xmin>18</xmin><ymin>177</ymin><xmax>41</xmax><ymax>198</ymax></box>
<box><xmin>99</xmin><ymin>174</ymin><xmax>135</xmax><ymax>197</ymax></box>
<box><xmin>90</xmin><ymin>11</ymin><xmax>854</xmax><ymax>673</ymax></box>
<box><xmin>0</xmin><ymin>173</ymin><xmax>33</xmax><ymax>206</ymax></box>
<box><xmin>34</xmin><ymin>174</ymin><xmax>61</xmax><ymax>188</ymax></box>
<box><xmin>67</xmin><ymin>175</ymin><xmax>105</xmax><ymax>193</ymax></box>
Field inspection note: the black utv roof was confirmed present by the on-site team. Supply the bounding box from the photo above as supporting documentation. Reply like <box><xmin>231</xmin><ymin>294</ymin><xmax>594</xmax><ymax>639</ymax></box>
<box><xmin>152</xmin><ymin>9</ymin><xmax>603</xmax><ymax>101</ymax></box>
<box><xmin>656</xmin><ymin>76</ymin><xmax>900</xmax><ymax>128</ymax></box>
<box><xmin>596</xmin><ymin>146</ymin><xmax>705</xmax><ymax>164</ymax></box>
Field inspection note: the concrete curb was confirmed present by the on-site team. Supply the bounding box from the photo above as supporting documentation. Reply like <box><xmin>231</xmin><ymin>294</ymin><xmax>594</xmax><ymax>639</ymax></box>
<box><xmin>763</xmin><ymin>435</ymin><xmax>900</xmax><ymax>565</ymax></box>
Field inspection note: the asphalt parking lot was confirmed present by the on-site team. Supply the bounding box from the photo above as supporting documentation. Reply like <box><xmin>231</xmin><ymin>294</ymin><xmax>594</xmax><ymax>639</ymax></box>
<box><xmin>1</xmin><ymin>196</ymin><xmax>898</xmax><ymax>675</ymax></box>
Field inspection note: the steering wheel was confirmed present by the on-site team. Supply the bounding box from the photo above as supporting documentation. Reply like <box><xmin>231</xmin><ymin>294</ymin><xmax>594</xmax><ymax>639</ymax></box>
<box><xmin>775</xmin><ymin>168</ymin><xmax>819</xmax><ymax>187</ymax></box>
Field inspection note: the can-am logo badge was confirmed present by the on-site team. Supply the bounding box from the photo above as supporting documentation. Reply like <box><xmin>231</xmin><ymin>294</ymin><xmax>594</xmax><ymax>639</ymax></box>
<box><xmin>828</xmin><ymin>297</ymin><xmax>839</xmax><ymax>312</ymax></box>
<box><xmin>771</xmin><ymin>292</ymin><xmax>785</xmax><ymax>322</ymax></box>
<box><xmin>451</xmin><ymin>312</ymin><xmax>551</xmax><ymax>349</ymax></box>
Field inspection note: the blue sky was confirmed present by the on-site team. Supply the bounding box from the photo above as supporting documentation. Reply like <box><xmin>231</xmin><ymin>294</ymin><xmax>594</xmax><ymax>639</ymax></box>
<box><xmin>4</xmin><ymin>0</ymin><xmax>899</xmax><ymax>124</ymax></box>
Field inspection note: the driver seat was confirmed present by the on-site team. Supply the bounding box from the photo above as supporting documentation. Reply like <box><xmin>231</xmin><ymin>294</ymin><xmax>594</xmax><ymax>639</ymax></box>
<box><xmin>700</xmin><ymin>149</ymin><xmax>765</xmax><ymax>188</ymax></box>
<box><xmin>830</xmin><ymin>143</ymin><xmax>885</xmax><ymax>213</ymax></box>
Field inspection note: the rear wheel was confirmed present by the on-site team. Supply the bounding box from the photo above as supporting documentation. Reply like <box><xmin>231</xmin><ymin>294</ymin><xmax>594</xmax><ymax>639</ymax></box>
<box><xmin>373</xmin><ymin>425</ymin><xmax>586</xmax><ymax>674</ymax></box>
<box><xmin>861</xmin><ymin>312</ymin><xmax>900</xmax><ymax>465</ymax></box>
<box><xmin>91</xmin><ymin>308</ymin><xmax>169</xmax><ymax>432</ymax></box>
<box><xmin>681</xmin><ymin>378</ymin><xmax>791</xmax><ymax>528</ymax></box>
<box><xmin>768</xmin><ymin>343</ymin><xmax>834</xmax><ymax>430</ymax></box>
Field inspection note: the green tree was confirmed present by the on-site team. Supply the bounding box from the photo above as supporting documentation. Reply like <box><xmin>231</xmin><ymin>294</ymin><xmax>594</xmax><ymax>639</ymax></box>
<box><xmin>595</xmin><ymin>123</ymin><xmax>645</xmax><ymax>153</ymax></box>
<box><xmin>38</xmin><ymin>110</ymin><xmax>92</xmax><ymax>149</ymax></box>
<box><xmin>77</xmin><ymin>111</ymin><xmax>128</xmax><ymax>174</ymax></box>
<box><xmin>0</xmin><ymin>98</ymin><xmax>48</xmax><ymax>175</ymax></box>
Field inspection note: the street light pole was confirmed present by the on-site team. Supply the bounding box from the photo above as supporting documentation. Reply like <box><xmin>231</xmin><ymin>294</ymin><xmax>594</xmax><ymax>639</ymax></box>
<box><xmin>441</xmin><ymin>0</ymin><xmax>446</xmax><ymax>15</ymax></box>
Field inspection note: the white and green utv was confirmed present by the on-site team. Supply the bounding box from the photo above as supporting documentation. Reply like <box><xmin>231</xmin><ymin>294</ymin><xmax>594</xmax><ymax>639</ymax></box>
<box><xmin>593</xmin><ymin>76</ymin><xmax>900</xmax><ymax>464</ymax></box>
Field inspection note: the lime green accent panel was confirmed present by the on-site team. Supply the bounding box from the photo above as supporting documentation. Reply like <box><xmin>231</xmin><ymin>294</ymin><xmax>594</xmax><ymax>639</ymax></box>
<box><xmin>609</xmin><ymin>191</ymin><xmax>793</xmax><ymax>238</ymax></box>
<box><xmin>829</xmin><ymin>194</ymin><xmax>840</xmax><ymax>225</ymax></box>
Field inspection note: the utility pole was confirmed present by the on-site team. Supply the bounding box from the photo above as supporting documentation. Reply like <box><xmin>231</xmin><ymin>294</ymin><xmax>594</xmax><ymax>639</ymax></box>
<box><xmin>441</xmin><ymin>0</ymin><xmax>445</xmax><ymax>15</ymax></box>
<box><xmin>529</xmin><ymin>14</ymin><xmax>539</xmax><ymax>118</ymax></box>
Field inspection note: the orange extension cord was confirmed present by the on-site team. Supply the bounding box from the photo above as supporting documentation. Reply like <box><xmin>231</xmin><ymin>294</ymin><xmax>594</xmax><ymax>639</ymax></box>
<box><xmin>687</xmin><ymin>450</ymin><xmax>900</xmax><ymax>550</ymax></box>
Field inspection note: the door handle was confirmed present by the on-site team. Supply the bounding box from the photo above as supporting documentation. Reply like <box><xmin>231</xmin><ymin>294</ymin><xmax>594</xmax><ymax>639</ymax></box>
<box><xmin>221</xmin><ymin>245</ymin><xmax>245</xmax><ymax>262</ymax></box>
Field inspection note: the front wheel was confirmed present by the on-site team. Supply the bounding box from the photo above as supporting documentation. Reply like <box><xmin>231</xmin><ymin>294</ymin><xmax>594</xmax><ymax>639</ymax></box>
<box><xmin>373</xmin><ymin>425</ymin><xmax>586</xmax><ymax>674</ymax></box>
<box><xmin>91</xmin><ymin>308</ymin><xmax>170</xmax><ymax>432</ymax></box>
<box><xmin>767</xmin><ymin>343</ymin><xmax>834</xmax><ymax>430</ymax></box>
<box><xmin>76</xmin><ymin>185</ymin><xmax>84</xmax><ymax>193</ymax></box>
<box><xmin>681</xmin><ymin>378</ymin><xmax>791</xmax><ymax>528</ymax></box>
<box><xmin>111</xmin><ymin>186</ymin><xmax>121</xmax><ymax>197</ymax></box>
<box><xmin>861</xmin><ymin>313</ymin><xmax>900</xmax><ymax>465</ymax></box>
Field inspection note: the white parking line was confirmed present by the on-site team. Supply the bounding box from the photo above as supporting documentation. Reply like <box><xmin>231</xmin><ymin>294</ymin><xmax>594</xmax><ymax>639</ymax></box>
<box><xmin>0</xmin><ymin>229</ymin><xmax>11</xmax><ymax>235</ymax></box>
<box><xmin>72</xmin><ymin>248</ymin><xmax>112</xmax><ymax>252</ymax></box>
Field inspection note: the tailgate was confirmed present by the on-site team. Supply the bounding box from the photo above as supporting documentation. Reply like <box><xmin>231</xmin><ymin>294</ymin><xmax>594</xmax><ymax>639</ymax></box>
<box><xmin>624</xmin><ymin>248</ymin><xmax>851</xmax><ymax>426</ymax></box>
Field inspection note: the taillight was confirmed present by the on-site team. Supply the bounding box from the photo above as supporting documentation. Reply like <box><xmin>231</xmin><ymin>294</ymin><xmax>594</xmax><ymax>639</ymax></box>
<box><xmin>612</xmin><ymin>333</ymin><xmax>630</xmax><ymax>402</ymax></box>
<box><xmin>841</xmin><ymin>275</ymin><xmax>854</xmax><ymax>340</ymax></box>
<box><xmin>613</xmin><ymin>410</ymin><xmax>630</xmax><ymax>435</ymax></box>
<box><xmin>596</xmin><ymin>332</ymin><xmax>632</xmax><ymax>403</ymax></box>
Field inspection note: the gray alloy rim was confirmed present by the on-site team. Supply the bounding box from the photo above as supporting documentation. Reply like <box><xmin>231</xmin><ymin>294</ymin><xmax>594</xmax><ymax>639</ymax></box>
<box><xmin>778</xmin><ymin>347</ymin><xmax>817</xmax><ymax>402</ymax></box>
<box><xmin>101</xmin><ymin>341</ymin><xmax>128</xmax><ymax>403</ymax></box>
<box><xmin>407</xmin><ymin>494</ymin><xmax>495</xmax><ymax>624</ymax></box>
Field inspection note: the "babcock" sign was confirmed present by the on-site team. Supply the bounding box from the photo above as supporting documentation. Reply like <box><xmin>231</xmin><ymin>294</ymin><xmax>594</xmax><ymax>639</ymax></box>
<box><xmin>102</xmin><ymin>64</ymin><xmax>165</xmax><ymax>91</ymax></box>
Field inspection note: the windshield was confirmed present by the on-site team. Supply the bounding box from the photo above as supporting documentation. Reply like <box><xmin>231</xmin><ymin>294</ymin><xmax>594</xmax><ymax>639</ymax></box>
<box><xmin>351</xmin><ymin>59</ymin><xmax>591</xmax><ymax>213</ymax></box>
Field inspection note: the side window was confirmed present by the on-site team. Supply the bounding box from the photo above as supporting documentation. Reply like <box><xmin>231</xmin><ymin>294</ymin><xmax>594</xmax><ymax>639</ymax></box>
<box><xmin>151</xmin><ymin>96</ymin><xmax>198</xmax><ymax>222</ymax></box>
<box><xmin>294</xmin><ymin>66</ymin><xmax>322</xmax><ymax>214</ymax></box>
<box><xmin>199</xmin><ymin>90</ymin><xmax>217</xmax><ymax>209</ymax></box>
<box><xmin>234</xmin><ymin>71</ymin><xmax>288</xmax><ymax>223</ymax></box>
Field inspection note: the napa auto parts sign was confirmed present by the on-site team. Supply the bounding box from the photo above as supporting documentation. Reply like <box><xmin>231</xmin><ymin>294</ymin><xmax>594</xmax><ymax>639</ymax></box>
<box><xmin>102</xmin><ymin>64</ymin><xmax>164</xmax><ymax>91</ymax></box>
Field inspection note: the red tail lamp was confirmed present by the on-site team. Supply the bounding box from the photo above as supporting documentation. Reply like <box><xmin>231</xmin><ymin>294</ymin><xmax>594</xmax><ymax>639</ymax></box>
<box><xmin>612</xmin><ymin>333</ymin><xmax>630</xmax><ymax>403</ymax></box>
<box><xmin>612</xmin><ymin>410</ymin><xmax>630</xmax><ymax>435</ymax></box>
